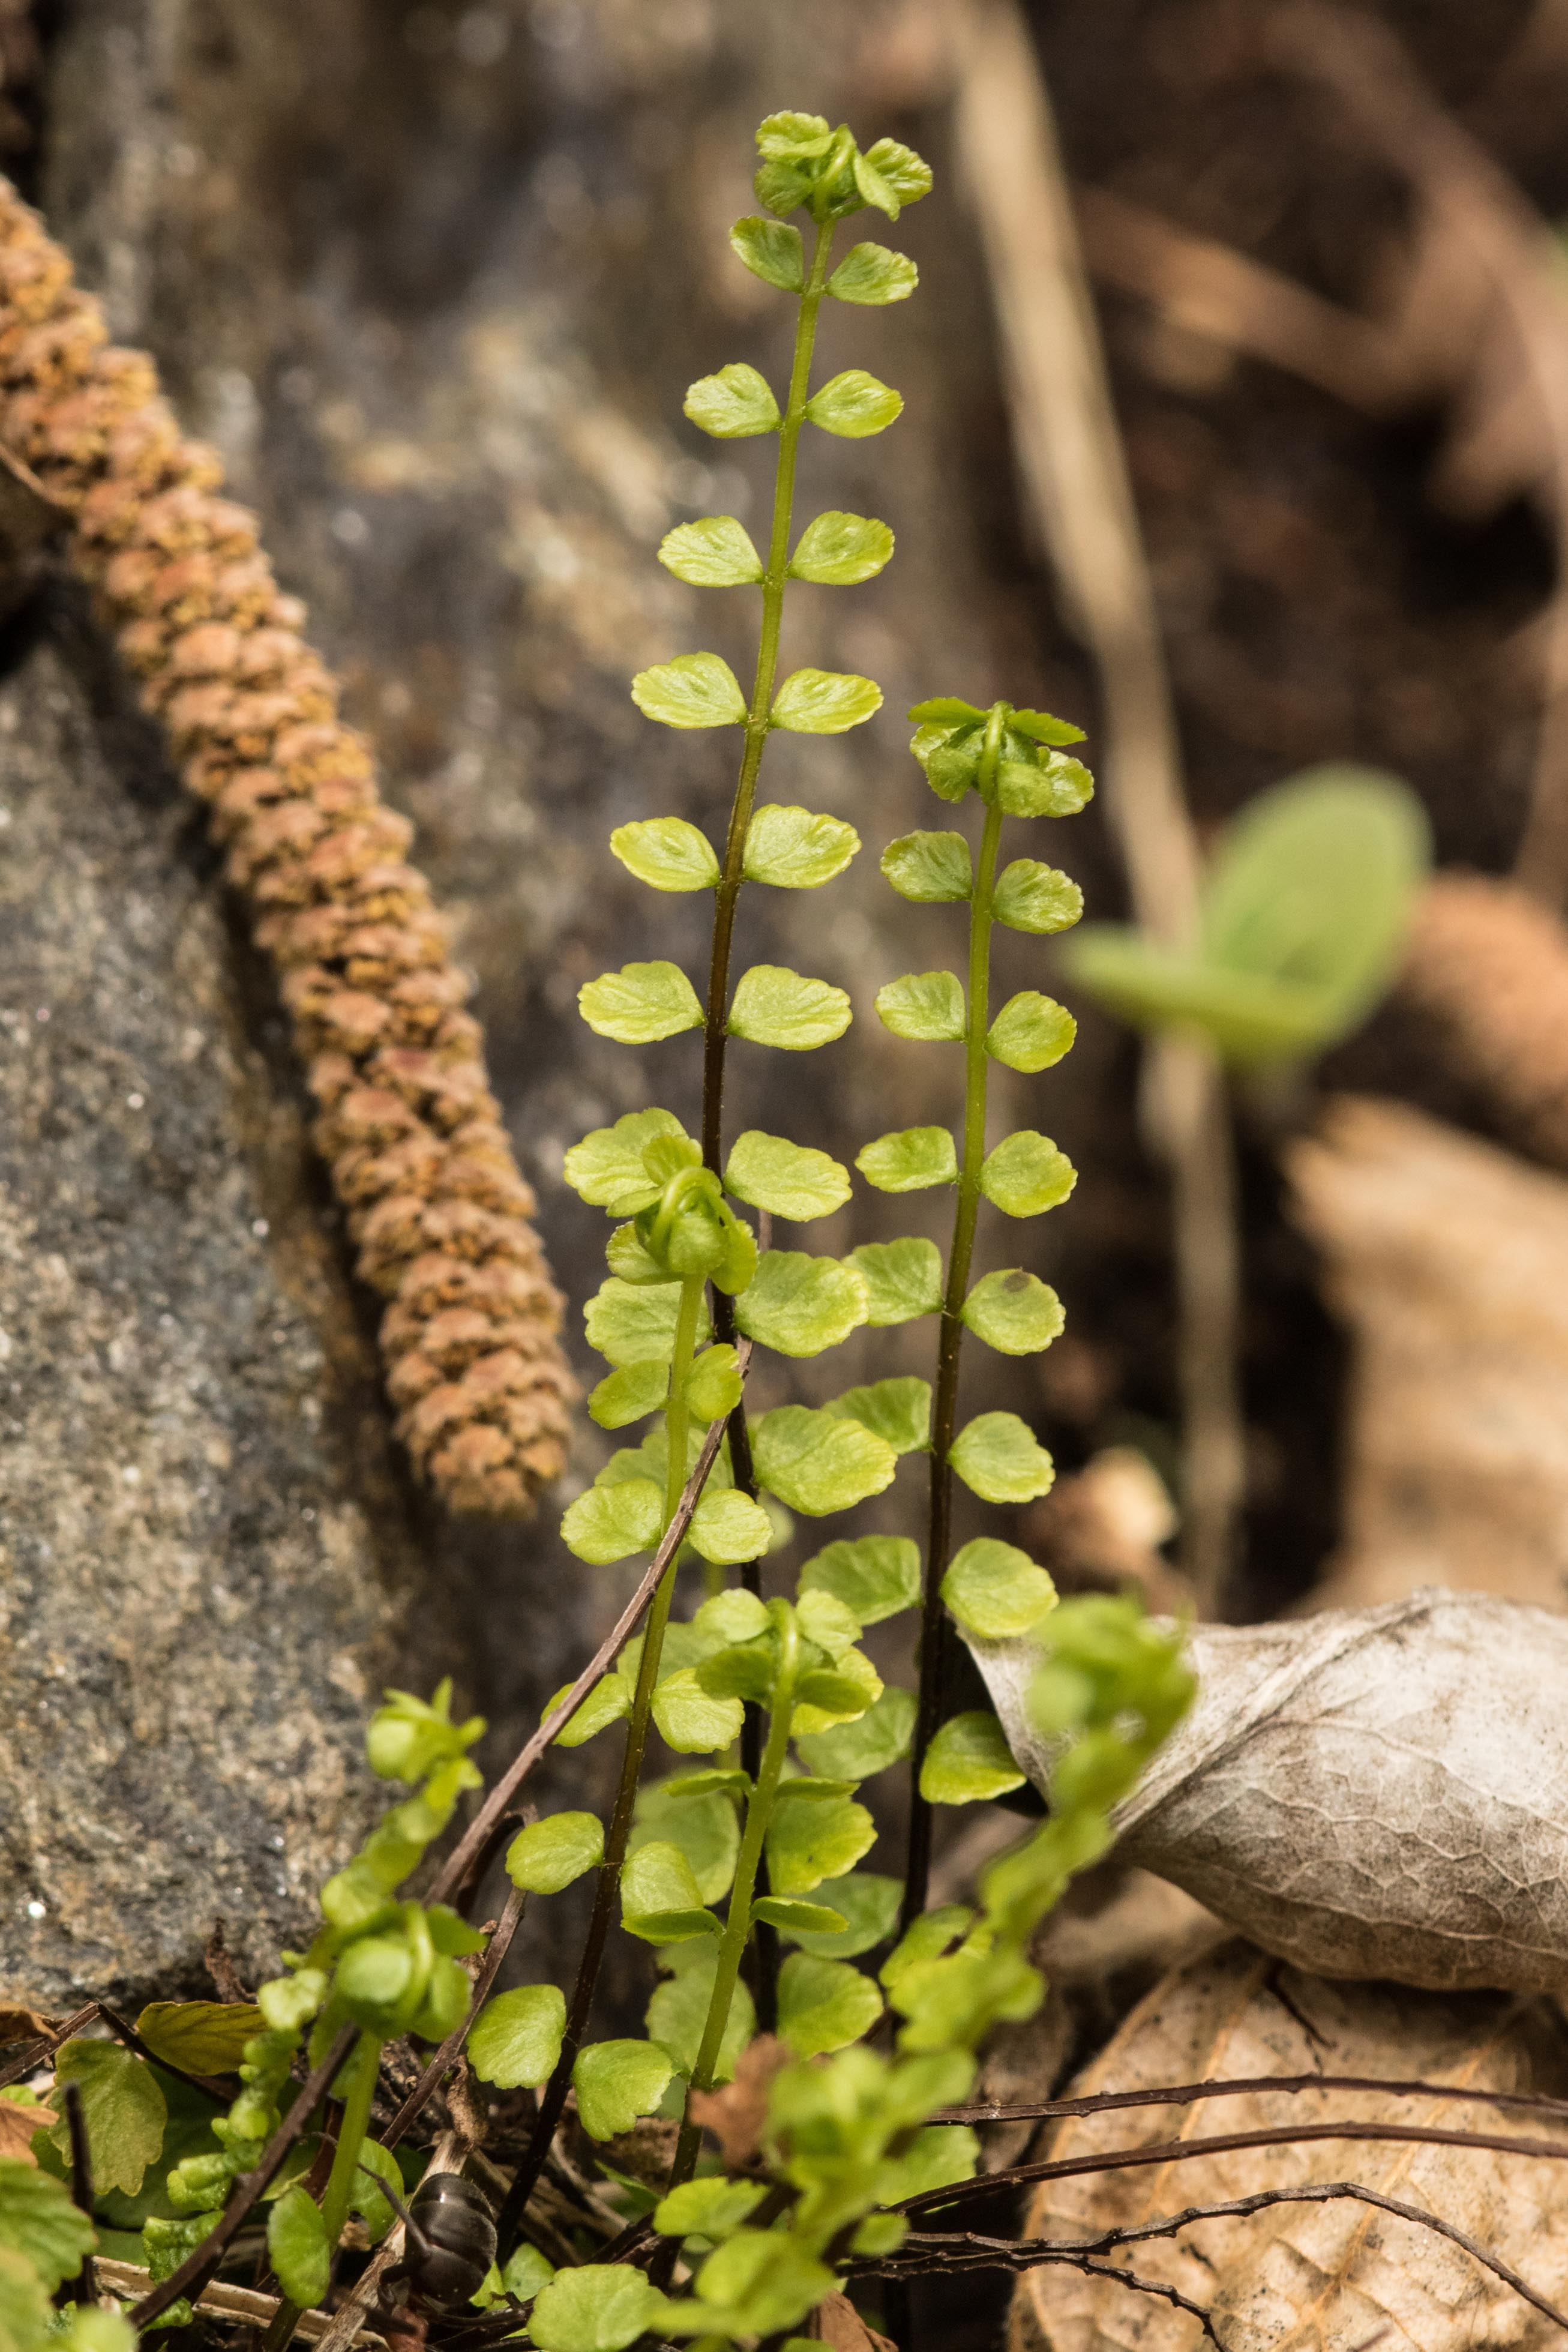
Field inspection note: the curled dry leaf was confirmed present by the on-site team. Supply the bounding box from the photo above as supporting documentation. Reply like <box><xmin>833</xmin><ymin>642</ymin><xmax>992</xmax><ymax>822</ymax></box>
<box><xmin>689</xmin><ymin>2032</ymin><xmax>787</xmax><ymax>2169</ymax></box>
<box><xmin>0</xmin><ymin>2005</ymin><xmax>48</xmax><ymax>2047</ymax></box>
<box><xmin>0</xmin><ymin>2092</ymin><xmax>41</xmax><ymax>2161</ymax></box>
<box><xmin>811</xmin><ymin>2291</ymin><xmax>897</xmax><ymax>2351</ymax></box>
<box><xmin>972</xmin><ymin>1589</ymin><xmax>1568</xmax><ymax>1993</ymax></box>
<box><xmin>1009</xmin><ymin>1937</ymin><xmax>1568</xmax><ymax>2352</ymax></box>
<box><xmin>1289</xmin><ymin>1093</ymin><xmax>1568</xmax><ymax>1613</ymax></box>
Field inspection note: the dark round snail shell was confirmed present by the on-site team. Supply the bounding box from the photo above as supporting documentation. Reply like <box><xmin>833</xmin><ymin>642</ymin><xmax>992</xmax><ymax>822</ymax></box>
<box><xmin>406</xmin><ymin>2172</ymin><xmax>498</xmax><ymax>2308</ymax></box>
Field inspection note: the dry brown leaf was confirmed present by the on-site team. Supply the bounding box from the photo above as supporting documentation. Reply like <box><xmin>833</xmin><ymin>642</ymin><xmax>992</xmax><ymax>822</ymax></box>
<box><xmin>0</xmin><ymin>2004</ymin><xmax>48</xmax><ymax>2047</ymax></box>
<box><xmin>0</xmin><ymin>2094</ymin><xmax>41</xmax><ymax>2162</ymax></box>
<box><xmin>1289</xmin><ymin>1094</ymin><xmax>1568</xmax><ymax>1613</ymax></box>
<box><xmin>1010</xmin><ymin>1938</ymin><xmax>1568</xmax><ymax>2352</ymax></box>
<box><xmin>688</xmin><ymin>2033</ymin><xmax>787</xmax><ymax>2168</ymax></box>
<box><xmin>810</xmin><ymin>2291</ymin><xmax>897</xmax><ymax>2351</ymax></box>
<box><xmin>973</xmin><ymin>1589</ymin><xmax>1568</xmax><ymax>1993</ymax></box>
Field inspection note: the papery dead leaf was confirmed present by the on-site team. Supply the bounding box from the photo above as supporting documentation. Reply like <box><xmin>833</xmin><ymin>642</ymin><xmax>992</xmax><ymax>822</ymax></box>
<box><xmin>0</xmin><ymin>2005</ymin><xmax>47</xmax><ymax>2048</ymax></box>
<box><xmin>973</xmin><ymin>1589</ymin><xmax>1568</xmax><ymax>1993</ymax></box>
<box><xmin>1010</xmin><ymin>1938</ymin><xmax>1568</xmax><ymax>2352</ymax></box>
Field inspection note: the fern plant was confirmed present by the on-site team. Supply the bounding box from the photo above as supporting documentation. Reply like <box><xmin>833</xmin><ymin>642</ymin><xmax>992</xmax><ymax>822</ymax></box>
<box><xmin>2</xmin><ymin>110</ymin><xmax>1193</xmax><ymax>2352</ymax></box>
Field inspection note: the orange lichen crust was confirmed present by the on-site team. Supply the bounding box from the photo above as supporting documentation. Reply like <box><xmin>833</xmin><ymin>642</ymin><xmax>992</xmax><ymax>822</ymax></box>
<box><xmin>0</xmin><ymin>177</ymin><xmax>572</xmax><ymax>1514</ymax></box>
<box><xmin>1400</xmin><ymin>871</ymin><xmax>1568</xmax><ymax>1175</ymax></box>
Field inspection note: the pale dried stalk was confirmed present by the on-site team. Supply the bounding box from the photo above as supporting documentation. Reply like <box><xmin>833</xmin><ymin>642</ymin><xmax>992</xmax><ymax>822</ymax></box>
<box><xmin>0</xmin><ymin>176</ymin><xmax>574</xmax><ymax>1514</ymax></box>
<box><xmin>952</xmin><ymin>0</ymin><xmax>1245</xmax><ymax>1614</ymax></box>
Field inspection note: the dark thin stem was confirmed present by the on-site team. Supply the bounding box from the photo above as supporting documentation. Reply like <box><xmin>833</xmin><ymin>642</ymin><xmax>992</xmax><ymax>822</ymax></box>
<box><xmin>898</xmin><ymin>2116</ymin><xmax>1568</xmax><ymax>2223</ymax></box>
<box><xmin>936</xmin><ymin>2068</ymin><xmax>1568</xmax><ymax>2130</ymax></box>
<box><xmin>427</xmin><ymin>1375</ymin><xmax>747</xmax><ymax>1910</ymax></box>
<box><xmin>496</xmin><ymin>1279</ymin><xmax>708</xmax><ymax>2253</ymax></box>
<box><xmin>131</xmin><ymin>2023</ymin><xmax>357</xmax><ymax>2329</ymax></box>
<box><xmin>0</xmin><ymin>2003</ymin><xmax>98</xmax><ymax>2093</ymax></box>
<box><xmin>62</xmin><ymin>2083</ymin><xmax>95</xmax><ymax>2306</ymax></box>
<box><xmin>383</xmin><ymin>1884</ymin><xmax>528</xmax><ymax>2150</ymax></box>
<box><xmin>864</xmin><ymin>2179</ymin><xmax>1568</xmax><ymax>2337</ymax></box>
<box><xmin>904</xmin><ymin>715</ymin><xmax>1008</xmax><ymax>1931</ymax></box>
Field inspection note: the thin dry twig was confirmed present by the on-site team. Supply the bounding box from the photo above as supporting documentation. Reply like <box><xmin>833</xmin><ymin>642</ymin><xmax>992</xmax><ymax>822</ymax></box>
<box><xmin>61</xmin><ymin>2083</ymin><xmax>94</xmax><ymax>2307</ymax></box>
<box><xmin>0</xmin><ymin>2003</ymin><xmax>98</xmax><ymax>2093</ymax></box>
<box><xmin>898</xmin><ymin>2115</ymin><xmax>1568</xmax><ymax>2222</ymax></box>
<box><xmin>937</xmin><ymin>2066</ymin><xmax>1568</xmax><ymax>2129</ymax></box>
<box><xmin>952</xmin><ymin>0</ymin><xmax>1245</xmax><ymax>1613</ymax></box>
<box><xmin>95</xmin><ymin>2262</ymin><xmax>386</xmax><ymax>2347</ymax></box>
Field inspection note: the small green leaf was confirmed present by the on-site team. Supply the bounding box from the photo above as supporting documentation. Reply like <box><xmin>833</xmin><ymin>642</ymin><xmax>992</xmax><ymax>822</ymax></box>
<box><xmin>881</xmin><ymin>830</ymin><xmax>973</xmax><ymax>903</ymax></box>
<box><xmin>766</xmin><ymin>1793</ymin><xmax>876</xmax><ymax>1895</ymax></box>
<box><xmin>52</xmin><ymin>2040</ymin><xmax>165</xmax><ymax>2197</ymax></box>
<box><xmin>773</xmin><ymin>1870</ymin><xmax>903</xmax><ymax>1956</ymax></box>
<box><xmin>684</xmin><ymin>363</ymin><xmax>780</xmax><ymax>438</ymax></box>
<box><xmin>980</xmin><ymin>1131</ymin><xmax>1078</xmax><ymax>1217</ymax></box>
<box><xmin>506</xmin><ymin>1813</ymin><xmax>604</xmax><ymax>1894</ymax></box>
<box><xmin>794</xmin><ymin>1588</ymin><xmax>861</xmax><ymax>1658</ymax></box>
<box><xmin>268</xmin><ymin>2183</ymin><xmax>330</xmax><ymax>2308</ymax></box>
<box><xmin>734</xmin><ymin>1251</ymin><xmax>868</xmax><ymax>1358</ymax></box>
<box><xmin>825</xmin><ymin>1377</ymin><xmax>930</xmax><ymax>1454</ymax></box>
<box><xmin>468</xmin><ymin>1984</ymin><xmax>567</xmax><ymax>2089</ymax></box>
<box><xmin>882</xmin><ymin>2124</ymin><xmax>981</xmax><ymax>2203</ymax></box>
<box><xmin>799</xmin><ymin>1535</ymin><xmax>921</xmax><ymax>1623</ymax></box>
<box><xmin>792</xmin><ymin>1652</ymin><xmax>883</xmax><ymax>1738</ymax></box>
<box><xmin>943</xmin><ymin>1538</ymin><xmax>1059</xmax><ymax>1638</ymax></box>
<box><xmin>805</xmin><ymin>368</ymin><xmax>903</xmax><ymax>438</ymax></box>
<box><xmin>728</xmin><ymin>964</ymin><xmax>852</xmax><ymax>1049</ymax></box>
<box><xmin>752</xmin><ymin>1406</ymin><xmax>897</xmax><ymax>1515</ymax></box>
<box><xmin>630</xmin><ymin>1777</ymin><xmax>740</xmax><ymax>1905</ymax></box>
<box><xmin>530</xmin><ymin>2263</ymin><xmax>665</xmax><ymax>2352</ymax></box>
<box><xmin>584</xmin><ymin>1277</ymin><xmax>706</xmax><ymax>1367</ymax></box>
<box><xmin>620</xmin><ymin>1841</ymin><xmax>717</xmax><ymax>1944</ymax></box>
<box><xmin>501</xmin><ymin>2245</ymin><xmax>556</xmax><ymax>2304</ymax></box>
<box><xmin>994</xmin><ymin>749</ymin><xmax>1095</xmax><ymax>818</ymax></box>
<box><xmin>0</xmin><ymin>2240</ymin><xmax>55</xmax><ymax>2350</ymax></box>
<box><xmin>134</xmin><ymin>2000</ymin><xmax>264</xmax><ymax>2075</ymax></box>
<box><xmin>920</xmin><ymin>1712</ymin><xmax>1026</xmax><ymax>1803</ymax></box>
<box><xmin>863</xmin><ymin>137</ymin><xmax>934</xmax><ymax>209</ymax></box>
<box><xmin>776</xmin><ymin>1953</ymin><xmax>883</xmax><ymax>2056</ymax></box>
<box><xmin>789</xmin><ymin>511</ymin><xmax>894</xmax><ymax>585</ymax></box>
<box><xmin>856</xmin><ymin>1126</ymin><xmax>957</xmax><ymax>1192</ymax></box>
<box><xmin>0</xmin><ymin>2165</ymin><xmax>95</xmax><ymax>2293</ymax></box>
<box><xmin>692</xmin><ymin>1584</ymin><xmax>770</xmax><ymax>1647</ymax></box>
<box><xmin>880</xmin><ymin>1904</ymin><xmax>975</xmax><ymax>1991</ymax></box>
<box><xmin>609</xmin><ymin>818</ymin><xmax>720</xmax><ymax>893</ymax></box>
<box><xmin>545</xmin><ymin>1670</ymin><xmax>632</xmax><ymax>1748</ymax></box>
<box><xmin>949</xmin><ymin>1412</ymin><xmax>1055</xmax><ymax>1505</ymax></box>
<box><xmin>688</xmin><ymin>1487</ymin><xmax>773</xmax><ymax>1565</ymax></box>
<box><xmin>987</xmin><ymin>992</ymin><xmax>1077</xmax><ymax>1074</ymax></box>
<box><xmin>589</xmin><ymin>1361</ymin><xmax>668</xmax><ymax>1430</ymax></box>
<box><xmin>574</xmin><ymin>2042</ymin><xmax>677</xmax><ymax>2144</ymax></box>
<box><xmin>845</xmin><ymin>1238</ymin><xmax>945</xmax><ymax>1323</ymax></box>
<box><xmin>742</xmin><ymin>802</ymin><xmax>861</xmax><ymax>889</ymax></box>
<box><xmin>654</xmin><ymin>2177</ymin><xmax>767</xmax><ymax>2241</ymax></box>
<box><xmin>876</xmin><ymin>970</ymin><xmax>966</xmax><ymax>1042</ymax></box>
<box><xmin>751</xmin><ymin>1896</ymin><xmax>849</xmax><ymax>1935</ymax></box>
<box><xmin>560</xmin><ymin>1477</ymin><xmax>663</xmax><ymax>1565</ymax></box>
<box><xmin>828</xmin><ymin>241</ymin><xmax>918</xmax><ymax>304</ymax></box>
<box><xmin>652</xmin><ymin>1668</ymin><xmax>745</xmax><ymax>1755</ymax></box>
<box><xmin>579</xmin><ymin>961</ymin><xmax>703</xmax><ymax>1044</ymax></box>
<box><xmin>770</xmin><ymin>668</ymin><xmax>883</xmax><ymax>733</ymax></box>
<box><xmin>647</xmin><ymin>1945</ymin><xmax>755</xmax><ymax>2082</ymax></box>
<box><xmin>658</xmin><ymin>515</ymin><xmax>763</xmax><ymax>588</ymax></box>
<box><xmin>852</xmin><ymin>150</ymin><xmax>901</xmax><ymax>219</ymax></box>
<box><xmin>564</xmin><ymin>1107</ymin><xmax>691</xmax><ymax>1214</ymax></box>
<box><xmin>686</xmin><ymin>1343</ymin><xmax>742</xmax><ymax>1424</ymax></box>
<box><xmin>993</xmin><ymin>859</ymin><xmax>1084</xmax><ymax>934</ymax></box>
<box><xmin>797</xmin><ymin>1685</ymin><xmax>917</xmax><ymax>1781</ymax></box>
<box><xmin>1009</xmin><ymin>707</ymin><xmax>1086</xmax><ymax>745</ymax></box>
<box><xmin>631</xmin><ymin>651</ymin><xmax>748</xmax><ymax>729</ymax></box>
<box><xmin>909</xmin><ymin>696</ymin><xmax>986</xmax><ymax>724</ymax></box>
<box><xmin>725</xmin><ymin>1131</ymin><xmax>850</xmax><ymax>1221</ymax></box>
<box><xmin>963</xmin><ymin>1269</ymin><xmax>1065</xmax><ymax>1355</ymax></box>
<box><xmin>730</xmin><ymin>215</ymin><xmax>805</xmax><ymax>291</ymax></box>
